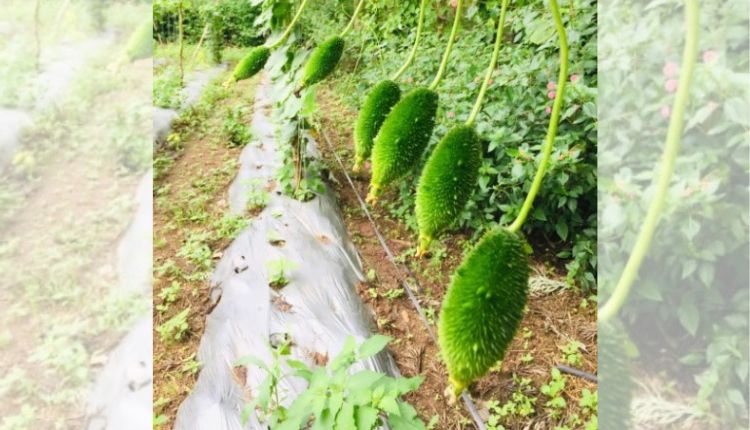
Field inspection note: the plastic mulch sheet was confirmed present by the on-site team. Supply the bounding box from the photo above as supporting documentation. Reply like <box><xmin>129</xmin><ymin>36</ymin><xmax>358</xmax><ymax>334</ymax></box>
<box><xmin>174</xmin><ymin>77</ymin><xmax>398</xmax><ymax>430</ymax></box>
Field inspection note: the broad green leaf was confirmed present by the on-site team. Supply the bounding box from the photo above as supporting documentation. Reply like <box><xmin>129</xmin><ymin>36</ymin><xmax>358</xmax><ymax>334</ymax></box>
<box><xmin>355</xmin><ymin>405</ymin><xmax>380</xmax><ymax>430</ymax></box>
<box><xmin>358</xmin><ymin>335</ymin><xmax>391</xmax><ymax>359</ymax></box>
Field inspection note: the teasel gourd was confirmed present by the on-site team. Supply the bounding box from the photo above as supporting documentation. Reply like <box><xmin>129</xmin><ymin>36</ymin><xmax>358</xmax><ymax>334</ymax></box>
<box><xmin>366</xmin><ymin>0</ymin><xmax>464</xmax><ymax>203</ymax></box>
<box><xmin>230</xmin><ymin>0</ymin><xmax>311</xmax><ymax>82</ymax></box>
<box><xmin>415</xmin><ymin>0</ymin><xmax>509</xmax><ymax>255</ymax></box>
<box><xmin>438</xmin><ymin>0</ymin><xmax>569</xmax><ymax>395</ymax></box>
<box><xmin>295</xmin><ymin>35</ymin><xmax>346</xmax><ymax>94</ymax></box>
<box><xmin>438</xmin><ymin>227</ymin><xmax>529</xmax><ymax>394</ymax></box>
<box><xmin>232</xmin><ymin>46</ymin><xmax>271</xmax><ymax>81</ymax></box>
<box><xmin>294</xmin><ymin>0</ymin><xmax>366</xmax><ymax>96</ymax></box>
<box><xmin>352</xmin><ymin>0</ymin><xmax>428</xmax><ymax>172</ymax></box>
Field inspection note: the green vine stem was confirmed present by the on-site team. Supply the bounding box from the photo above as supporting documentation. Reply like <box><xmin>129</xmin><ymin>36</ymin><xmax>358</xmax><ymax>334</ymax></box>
<box><xmin>269</xmin><ymin>0</ymin><xmax>312</xmax><ymax>50</ymax></box>
<box><xmin>599</xmin><ymin>0</ymin><xmax>699</xmax><ymax>323</ymax></box>
<box><xmin>428</xmin><ymin>0</ymin><xmax>464</xmax><ymax>91</ymax></box>
<box><xmin>340</xmin><ymin>0</ymin><xmax>366</xmax><ymax>37</ymax></box>
<box><xmin>466</xmin><ymin>0</ymin><xmax>510</xmax><ymax>127</ymax></box>
<box><xmin>391</xmin><ymin>0</ymin><xmax>429</xmax><ymax>81</ymax></box>
<box><xmin>507</xmin><ymin>0</ymin><xmax>568</xmax><ymax>233</ymax></box>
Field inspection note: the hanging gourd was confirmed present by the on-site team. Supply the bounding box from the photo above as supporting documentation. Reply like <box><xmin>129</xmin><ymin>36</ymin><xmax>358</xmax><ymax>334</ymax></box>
<box><xmin>366</xmin><ymin>0</ymin><xmax>466</xmax><ymax>203</ymax></box>
<box><xmin>415</xmin><ymin>0</ymin><xmax>510</xmax><ymax>256</ymax></box>
<box><xmin>438</xmin><ymin>0</ymin><xmax>569</xmax><ymax>396</ymax></box>
<box><xmin>231</xmin><ymin>0</ymin><xmax>312</xmax><ymax>83</ymax></box>
<box><xmin>352</xmin><ymin>0</ymin><xmax>429</xmax><ymax>173</ymax></box>
<box><xmin>596</xmin><ymin>1</ymin><xmax>699</xmax><ymax>424</ymax></box>
<box><xmin>124</xmin><ymin>18</ymin><xmax>153</xmax><ymax>63</ymax></box>
<box><xmin>294</xmin><ymin>0</ymin><xmax>366</xmax><ymax>96</ymax></box>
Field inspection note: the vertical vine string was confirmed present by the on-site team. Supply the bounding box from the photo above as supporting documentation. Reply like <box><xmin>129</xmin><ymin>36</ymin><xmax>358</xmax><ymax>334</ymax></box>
<box><xmin>599</xmin><ymin>0</ymin><xmax>699</xmax><ymax>322</ymax></box>
<box><xmin>269</xmin><ymin>0</ymin><xmax>313</xmax><ymax>50</ymax></box>
<box><xmin>391</xmin><ymin>0</ymin><xmax>429</xmax><ymax>81</ymax></box>
<box><xmin>340</xmin><ymin>0</ymin><xmax>366</xmax><ymax>38</ymax></box>
<box><xmin>429</xmin><ymin>0</ymin><xmax>464</xmax><ymax>91</ymax></box>
<box><xmin>507</xmin><ymin>0</ymin><xmax>568</xmax><ymax>233</ymax></box>
<box><xmin>465</xmin><ymin>0</ymin><xmax>510</xmax><ymax>127</ymax></box>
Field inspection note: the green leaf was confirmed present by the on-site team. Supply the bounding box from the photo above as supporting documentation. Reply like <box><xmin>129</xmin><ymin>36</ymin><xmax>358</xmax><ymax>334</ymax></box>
<box><xmin>286</xmin><ymin>359</ymin><xmax>313</xmax><ymax>381</ymax></box>
<box><xmin>678</xmin><ymin>301</ymin><xmax>700</xmax><ymax>336</ymax></box>
<box><xmin>555</xmin><ymin>220</ymin><xmax>569</xmax><ymax>241</ymax></box>
<box><xmin>335</xmin><ymin>401</ymin><xmax>356</xmax><ymax>429</ymax></box>
<box><xmin>379</xmin><ymin>395</ymin><xmax>400</xmax><ymax>416</ymax></box>
<box><xmin>355</xmin><ymin>405</ymin><xmax>380</xmax><ymax>429</ymax></box>
<box><xmin>358</xmin><ymin>335</ymin><xmax>391</xmax><ymax>359</ymax></box>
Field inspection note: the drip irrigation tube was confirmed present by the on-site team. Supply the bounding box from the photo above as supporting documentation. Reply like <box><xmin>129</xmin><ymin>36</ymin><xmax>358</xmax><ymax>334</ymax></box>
<box><xmin>318</xmin><ymin>127</ymin><xmax>488</xmax><ymax>430</ymax></box>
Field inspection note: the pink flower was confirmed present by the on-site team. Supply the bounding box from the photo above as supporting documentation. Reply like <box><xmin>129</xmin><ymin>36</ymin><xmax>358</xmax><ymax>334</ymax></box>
<box><xmin>547</xmin><ymin>81</ymin><xmax>556</xmax><ymax>90</ymax></box>
<box><xmin>702</xmin><ymin>50</ymin><xmax>718</xmax><ymax>63</ymax></box>
<box><xmin>662</xmin><ymin>62</ymin><xmax>679</xmax><ymax>78</ymax></box>
<box><xmin>447</xmin><ymin>111</ymin><xmax>455</xmax><ymax>119</ymax></box>
<box><xmin>664</xmin><ymin>79</ymin><xmax>678</xmax><ymax>93</ymax></box>
<box><xmin>545</xmin><ymin>106</ymin><xmax>552</xmax><ymax>115</ymax></box>
<box><xmin>660</xmin><ymin>105</ymin><xmax>671</xmax><ymax>119</ymax></box>
<box><xmin>450</xmin><ymin>0</ymin><xmax>458</xmax><ymax>8</ymax></box>
<box><xmin>570</xmin><ymin>74</ymin><xmax>580</xmax><ymax>83</ymax></box>
<box><xmin>548</xmin><ymin>91</ymin><xmax>556</xmax><ymax>99</ymax></box>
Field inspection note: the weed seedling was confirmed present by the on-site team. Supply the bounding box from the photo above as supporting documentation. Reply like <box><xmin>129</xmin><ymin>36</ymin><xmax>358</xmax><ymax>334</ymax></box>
<box><xmin>559</xmin><ymin>339</ymin><xmax>584</xmax><ymax>366</ymax></box>
<box><xmin>157</xmin><ymin>308</ymin><xmax>190</xmax><ymax>343</ymax></box>
<box><xmin>266</xmin><ymin>258</ymin><xmax>297</xmax><ymax>289</ymax></box>
<box><xmin>540</xmin><ymin>368</ymin><xmax>567</xmax><ymax>419</ymax></box>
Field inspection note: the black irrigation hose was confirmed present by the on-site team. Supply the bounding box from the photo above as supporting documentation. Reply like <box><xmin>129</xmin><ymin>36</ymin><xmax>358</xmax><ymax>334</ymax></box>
<box><xmin>318</xmin><ymin>127</ymin><xmax>488</xmax><ymax>430</ymax></box>
<box><xmin>555</xmin><ymin>364</ymin><xmax>598</xmax><ymax>383</ymax></box>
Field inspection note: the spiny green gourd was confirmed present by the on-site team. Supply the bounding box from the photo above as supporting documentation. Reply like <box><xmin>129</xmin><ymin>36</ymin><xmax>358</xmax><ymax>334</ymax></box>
<box><xmin>437</xmin><ymin>0</ymin><xmax>568</xmax><ymax>395</ymax></box>
<box><xmin>232</xmin><ymin>46</ymin><xmax>271</xmax><ymax>82</ymax></box>
<box><xmin>415</xmin><ymin>0</ymin><xmax>509</xmax><ymax>256</ymax></box>
<box><xmin>366</xmin><ymin>0</ymin><xmax>464</xmax><ymax>202</ymax></box>
<box><xmin>438</xmin><ymin>228</ymin><xmax>529</xmax><ymax>395</ymax></box>
<box><xmin>353</xmin><ymin>80</ymin><xmax>401</xmax><ymax>172</ymax></box>
<box><xmin>368</xmin><ymin>88</ymin><xmax>439</xmax><ymax>200</ymax></box>
<box><xmin>124</xmin><ymin>19</ymin><xmax>153</xmax><ymax>62</ymax></box>
<box><xmin>415</xmin><ymin>126</ymin><xmax>481</xmax><ymax>252</ymax></box>
<box><xmin>599</xmin><ymin>320</ymin><xmax>633</xmax><ymax>429</ymax></box>
<box><xmin>297</xmin><ymin>36</ymin><xmax>345</xmax><ymax>93</ymax></box>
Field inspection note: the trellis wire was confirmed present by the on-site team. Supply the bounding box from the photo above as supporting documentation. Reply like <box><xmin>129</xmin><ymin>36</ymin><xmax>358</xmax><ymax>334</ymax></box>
<box><xmin>317</xmin><ymin>127</ymin><xmax>488</xmax><ymax>430</ymax></box>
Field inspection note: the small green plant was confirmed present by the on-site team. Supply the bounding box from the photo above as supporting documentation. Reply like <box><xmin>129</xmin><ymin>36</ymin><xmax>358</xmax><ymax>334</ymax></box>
<box><xmin>559</xmin><ymin>340</ymin><xmax>584</xmax><ymax>366</ymax></box>
<box><xmin>157</xmin><ymin>308</ymin><xmax>191</xmax><ymax>343</ymax></box>
<box><xmin>540</xmin><ymin>368</ymin><xmax>567</xmax><ymax>419</ymax></box>
<box><xmin>182</xmin><ymin>355</ymin><xmax>201</xmax><ymax>375</ymax></box>
<box><xmin>222</xmin><ymin>105</ymin><xmax>252</xmax><ymax>147</ymax></box>
<box><xmin>156</xmin><ymin>280</ymin><xmax>182</xmax><ymax>313</ymax></box>
<box><xmin>246</xmin><ymin>179</ymin><xmax>270</xmax><ymax>211</ymax></box>
<box><xmin>237</xmin><ymin>335</ymin><xmax>426</xmax><ymax>429</ymax></box>
<box><xmin>486</xmin><ymin>375</ymin><xmax>537</xmax><ymax>429</ymax></box>
<box><xmin>383</xmin><ymin>287</ymin><xmax>404</xmax><ymax>300</ymax></box>
<box><xmin>266</xmin><ymin>258</ymin><xmax>297</xmax><ymax>289</ymax></box>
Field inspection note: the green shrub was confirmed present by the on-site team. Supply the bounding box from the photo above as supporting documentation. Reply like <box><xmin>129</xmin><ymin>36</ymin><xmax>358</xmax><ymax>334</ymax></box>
<box><xmin>415</xmin><ymin>125</ymin><xmax>481</xmax><ymax>253</ymax></box>
<box><xmin>298</xmin><ymin>36</ymin><xmax>345</xmax><ymax>91</ymax></box>
<box><xmin>232</xmin><ymin>46</ymin><xmax>270</xmax><ymax>81</ymax></box>
<box><xmin>368</xmin><ymin>88</ymin><xmax>439</xmax><ymax>201</ymax></box>
<box><xmin>438</xmin><ymin>227</ymin><xmax>529</xmax><ymax>394</ymax></box>
<box><xmin>353</xmin><ymin>80</ymin><xmax>401</xmax><ymax>171</ymax></box>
